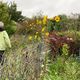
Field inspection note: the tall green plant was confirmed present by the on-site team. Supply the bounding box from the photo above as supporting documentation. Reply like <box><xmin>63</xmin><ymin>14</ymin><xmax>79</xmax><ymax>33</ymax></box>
<box><xmin>0</xmin><ymin>2</ymin><xmax>10</xmax><ymax>25</ymax></box>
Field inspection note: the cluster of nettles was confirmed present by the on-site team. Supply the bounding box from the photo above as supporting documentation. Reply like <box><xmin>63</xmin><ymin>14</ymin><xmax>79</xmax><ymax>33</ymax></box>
<box><xmin>28</xmin><ymin>16</ymin><xmax>61</xmax><ymax>41</ymax></box>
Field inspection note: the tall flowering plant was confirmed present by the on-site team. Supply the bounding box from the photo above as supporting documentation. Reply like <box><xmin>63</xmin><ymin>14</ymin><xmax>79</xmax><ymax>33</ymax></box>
<box><xmin>47</xmin><ymin>15</ymin><xmax>62</xmax><ymax>32</ymax></box>
<box><xmin>28</xmin><ymin>15</ymin><xmax>49</xmax><ymax>42</ymax></box>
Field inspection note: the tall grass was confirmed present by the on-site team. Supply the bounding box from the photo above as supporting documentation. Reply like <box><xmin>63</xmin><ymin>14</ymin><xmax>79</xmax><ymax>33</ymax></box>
<box><xmin>0</xmin><ymin>31</ymin><xmax>80</xmax><ymax>80</ymax></box>
<box><xmin>0</xmin><ymin>34</ymin><xmax>44</xmax><ymax>80</ymax></box>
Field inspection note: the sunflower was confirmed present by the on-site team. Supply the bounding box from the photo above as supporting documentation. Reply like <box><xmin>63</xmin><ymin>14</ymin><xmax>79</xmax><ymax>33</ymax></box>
<box><xmin>54</xmin><ymin>16</ymin><xmax>60</xmax><ymax>22</ymax></box>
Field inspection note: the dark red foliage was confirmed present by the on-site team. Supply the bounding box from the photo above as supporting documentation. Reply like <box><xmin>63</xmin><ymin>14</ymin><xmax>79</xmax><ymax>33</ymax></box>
<box><xmin>48</xmin><ymin>32</ymin><xmax>80</xmax><ymax>58</ymax></box>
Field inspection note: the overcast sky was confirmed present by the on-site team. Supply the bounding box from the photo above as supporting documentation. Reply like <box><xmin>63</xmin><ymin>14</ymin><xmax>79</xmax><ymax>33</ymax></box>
<box><xmin>2</xmin><ymin>0</ymin><xmax>80</xmax><ymax>17</ymax></box>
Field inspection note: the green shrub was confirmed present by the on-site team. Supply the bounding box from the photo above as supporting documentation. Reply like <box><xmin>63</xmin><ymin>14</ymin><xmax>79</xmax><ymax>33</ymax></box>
<box><xmin>5</xmin><ymin>20</ymin><xmax>17</xmax><ymax>35</ymax></box>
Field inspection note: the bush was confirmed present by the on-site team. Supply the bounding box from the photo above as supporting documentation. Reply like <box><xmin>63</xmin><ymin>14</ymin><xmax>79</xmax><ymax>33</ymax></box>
<box><xmin>5</xmin><ymin>20</ymin><xmax>17</xmax><ymax>35</ymax></box>
<box><xmin>0</xmin><ymin>2</ymin><xmax>23</xmax><ymax>35</ymax></box>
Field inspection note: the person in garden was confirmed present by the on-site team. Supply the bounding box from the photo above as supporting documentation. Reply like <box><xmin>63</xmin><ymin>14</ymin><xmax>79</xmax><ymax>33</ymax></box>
<box><xmin>0</xmin><ymin>21</ymin><xmax>11</xmax><ymax>65</ymax></box>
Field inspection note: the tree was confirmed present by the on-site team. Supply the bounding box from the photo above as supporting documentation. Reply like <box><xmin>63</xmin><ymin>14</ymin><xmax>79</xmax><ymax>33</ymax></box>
<box><xmin>0</xmin><ymin>1</ymin><xmax>17</xmax><ymax>35</ymax></box>
<box><xmin>0</xmin><ymin>2</ymin><xmax>10</xmax><ymax>25</ymax></box>
<box><xmin>8</xmin><ymin>2</ymin><xmax>25</xmax><ymax>22</ymax></box>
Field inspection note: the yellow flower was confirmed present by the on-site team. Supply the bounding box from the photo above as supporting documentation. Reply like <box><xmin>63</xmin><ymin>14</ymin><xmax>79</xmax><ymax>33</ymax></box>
<box><xmin>36</xmin><ymin>19</ymin><xmax>42</xmax><ymax>24</ymax></box>
<box><xmin>45</xmin><ymin>32</ymin><xmax>49</xmax><ymax>36</ymax></box>
<box><xmin>43</xmin><ymin>16</ymin><xmax>48</xmax><ymax>24</ymax></box>
<box><xmin>35</xmin><ymin>35</ymin><xmax>37</xmax><ymax>39</ymax></box>
<box><xmin>36</xmin><ymin>32</ymin><xmax>38</xmax><ymax>34</ymax></box>
<box><xmin>43</xmin><ymin>16</ymin><xmax>48</xmax><ymax>20</ymax></box>
<box><xmin>42</xmin><ymin>27</ymin><xmax>46</xmax><ymax>32</ymax></box>
<box><xmin>39</xmin><ymin>20</ymin><xmax>42</xmax><ymax>24</ymax></box>
<box><xmin>29</xmin><ymin>36</ymin><xmax>32</xmax><ymax>40</ymax></box>
<box><xmin>54</xmin><ymin>16</ymin><xmax>60</xmax><ymax>22</ymax></box>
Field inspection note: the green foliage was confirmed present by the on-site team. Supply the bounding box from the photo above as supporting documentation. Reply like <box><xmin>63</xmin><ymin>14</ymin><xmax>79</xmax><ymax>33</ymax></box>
<box><xmin>0</xmin><ymin>2</ymin><xmax>25</xmax><ymax>35</ymax></box>
<box><xmin>62</xmin><ymin>43</ymin><xmax>69</xmax><ymax>56</ymax></box>
<box><xmin>0</xmin><ymin>2</ymin><xmax>80</xmax><ymax>80</ymax></box>
<box><xmin>59</xmin><ymin>14</ymin><xmax>80</xmax><ymax>31</ymax></box>
<box><xmin>8</xmin><ymin>2</ymin><xmax>24</xmax><ymax>22</ymax></box>
<box><xmin>41</xmin><ymin>40</ymin><xmax>80</xmax><ymax>80</ymax></box>
<box><xmin>0</xmin><ymin>2</ymin><xmax>10</xmax><ymax>25</ymax></box>
<box><xmin>47</xmin><ymin>14</ymin><xmax>80</xmax><ymax>32</ymax></box>
<box><xmin>41</xmin><ymin>56</ymin><xmax>80</xmax><ymax>80</ymax></box>
<box><xmin>47</xmin><ymin>20</ymin><xmax>54</xmax><ymax>32</ymax></box>
<box><xmin>5</xmin><ymin>20</ymin><xmax>17</xmax><ymax>35</ymax></box>
<box><xmin>47</xmin><ymin>19</ymin><xmax>62</xmax><ymax>32</ymax></box>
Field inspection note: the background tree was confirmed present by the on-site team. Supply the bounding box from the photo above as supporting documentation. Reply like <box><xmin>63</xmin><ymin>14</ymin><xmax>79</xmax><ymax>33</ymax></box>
<box><xmin>0</xmin><ymin>2</ymin><xmax>16</xmax><ymax>35</ymax></box>
<box><xmin>8</xmin><ymin>2</ymin><xmax>25</xmax><ymax>22</ymax></box>
<box><xmin>0</xmin><ymin>2</ymin><xmax>10</xmax><ymax>25</ymax></box>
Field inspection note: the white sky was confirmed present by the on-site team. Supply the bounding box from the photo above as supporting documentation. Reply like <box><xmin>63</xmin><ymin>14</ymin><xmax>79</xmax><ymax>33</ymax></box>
<box><xmin>1</xmin><ymin>0</ymin><xmax>80</xmax><ymax>17</ymax></box>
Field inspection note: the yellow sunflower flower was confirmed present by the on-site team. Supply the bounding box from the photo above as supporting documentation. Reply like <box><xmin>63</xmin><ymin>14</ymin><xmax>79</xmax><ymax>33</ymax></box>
<box><xmin>54</xmin><ymin>16</ymin><xmax>60</xmax><ymax>22</ymax></box>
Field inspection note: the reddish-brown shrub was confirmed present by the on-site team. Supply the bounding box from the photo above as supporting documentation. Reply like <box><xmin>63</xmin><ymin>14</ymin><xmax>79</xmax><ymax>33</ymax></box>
<box><xmin>47</xmin><ymin>32</ymin><xmax>80</xmax><ymax>58</ymax></box>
